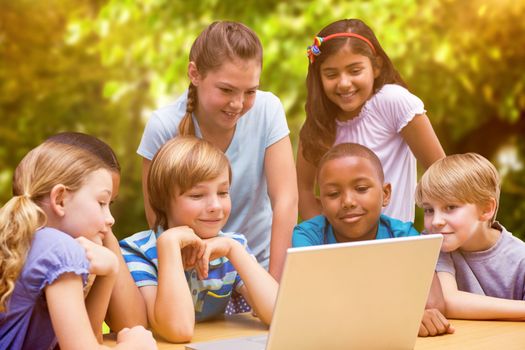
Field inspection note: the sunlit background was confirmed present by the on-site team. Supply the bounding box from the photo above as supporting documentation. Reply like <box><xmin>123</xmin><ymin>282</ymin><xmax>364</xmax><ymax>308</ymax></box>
<box><xmin>1</xmin><ymin>0</ymin><xmax>524</xmax><ymax>239</ymax></box>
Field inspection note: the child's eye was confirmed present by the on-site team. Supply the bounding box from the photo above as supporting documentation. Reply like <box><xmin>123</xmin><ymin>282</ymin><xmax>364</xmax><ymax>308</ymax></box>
<box><xmin>355</xmin><ymin>186</ymin><xmax>369</xmax><ymax>193</ymax></box>
<box><xmin>189</xmin><ymin>193</ymin><xmax>204</xmax><ymax>199</ymax></box>
<box><xmin>326</xmin><ymin>191</ymin><xmax>339</xmax><ymax>198</ymax></box>
<box><xmin>245</xmin><ymin>90</ymin><xmax>256</xmax><ymax>96</ymax></box>
<box><xmin>218</xmin><ymin>191</ymin><xmax>229</xmax><ymax>197</ymax></box>
<box><xmin>220</xmin><ymin>87</ymin><xmax>232</xmax><ymax>94</ymax></box>
<box><xmin>445</xmin><ymin>205</ymin><xmax>458</xmax><ymax>212</ymax></box>
<box><xmin>323</xmin><ymin>73</ymin><xmax>338</xmax><ymax>80</ymax></box>
<box><xmin>423</xmin><ymin>208</ymin><xmax>434</xmax><ymax>215</ymax></box>
<box><xmin>351</xmin><ymin>68</ymin><xmax>363</xmax><ymax>75</ymax></box>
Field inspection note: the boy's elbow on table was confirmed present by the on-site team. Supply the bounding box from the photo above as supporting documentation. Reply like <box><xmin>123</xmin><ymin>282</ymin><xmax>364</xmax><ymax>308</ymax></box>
<box><xmin>158</xmin><ymin>323</ymin><xmax>194</xmax><ymax>343</ymax></box>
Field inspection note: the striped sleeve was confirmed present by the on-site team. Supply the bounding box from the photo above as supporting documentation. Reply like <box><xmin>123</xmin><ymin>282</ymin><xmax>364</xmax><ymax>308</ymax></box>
<box><xmin>221</xmin><ymin>231</ymin><xmax>254</xmax><ymax>291</ymax></box>
<box><xmin>119</xmin><ymin>230</ymin><xmax>160</xmax><ymax>287</ymax></box>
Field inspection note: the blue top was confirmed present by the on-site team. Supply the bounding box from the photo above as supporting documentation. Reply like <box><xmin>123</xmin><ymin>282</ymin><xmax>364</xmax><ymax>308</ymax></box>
<box><xmin>292</xmin><ymin>214</ymin><xmax>419</xmax><ymax>247</ymax></box>
<box><xmin>120</xmin><ymin>230</ymin><xmax>254</xmax><ymax>322</ymax></box>
<box><xmin>137</xmin><ymin>90</ymin><xmax>290</xmax><ymax>269</ymax></box>
<box><xmin>0</xmin><ymin>228</ymin><xmax>89</xmax><ymax>350</ymax></box>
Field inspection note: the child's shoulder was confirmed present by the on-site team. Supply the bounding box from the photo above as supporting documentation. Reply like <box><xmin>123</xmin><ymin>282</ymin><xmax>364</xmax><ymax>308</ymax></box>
<box><xmin>296</xmin><ymin>215</ymin><xmax>327</xmax><ymax>229</ymax></box>
<box><xmin>497</xmin><ymin>223</ymin><xmax>525</xmax><ymax>250</ymax></box>
<box><xmin>292</xmin><ymin>215</ymin><xmax>331</xmax><ymax>247</ymax></box>
<box><xmin>248</xmin><ymin>90</ymin><xmax>284</xmax><ymax>115</ymax></box>
<box><xmin>150</xmin><ymin>92</ymin><xmax>188</xmax><ymax>122</ymax></box>
<box><xmin>255</xmin><ymin>89</ymin><xmax>281</xmax><ymax>103</ymax></box>
<box><xmin>219</xmin><ymin>231</ymin><xmax>249</xmax><ymax>246</ymax></box>
<box><xmin>374</xmin><ymin>84</ymin><xmax>414</xmax><ymax>103</ymax></box>
<box><xmin>120</xmin><ymin>229</ymin><xmax>157</xmax><ymax>250</ymax></box>
<box><xmin>379</xmin><ymin>214</ymin><xmax>419</xmax><ymax>238</ymax></box>
<box><xmin>26</xmin><ymin>228</ymin><xmax>89</xmax><ymax>285</ymax></box>
<box><xmin>33</xmin><ymin>227</ymin><xmax>84</xmax><ymax>251</ymax></box>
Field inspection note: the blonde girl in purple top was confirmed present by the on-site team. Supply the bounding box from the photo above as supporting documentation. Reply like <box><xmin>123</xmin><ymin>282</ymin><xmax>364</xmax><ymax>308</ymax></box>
<box><xmin>0</xmin><ymin>140</ymin><xmax>155</xmax><ymax>350</ymax></box>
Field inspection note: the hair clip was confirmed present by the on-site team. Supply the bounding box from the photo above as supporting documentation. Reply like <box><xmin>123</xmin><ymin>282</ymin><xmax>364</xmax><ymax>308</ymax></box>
<box><xmin>306</xmin><ymin>33</ymin><xmax>376</xmax><ymax>64</ymax></box>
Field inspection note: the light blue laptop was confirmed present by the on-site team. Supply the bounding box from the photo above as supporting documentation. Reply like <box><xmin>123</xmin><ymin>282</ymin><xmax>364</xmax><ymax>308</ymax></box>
<box><xmin>186</xmin><ymin>234</ymin><xmax>443</xmax><ymax>350</ymax></box>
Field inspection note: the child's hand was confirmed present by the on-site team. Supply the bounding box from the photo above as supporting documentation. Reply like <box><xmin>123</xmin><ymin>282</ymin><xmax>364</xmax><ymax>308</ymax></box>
<box><xmin>196</xmin><ymin>237</ymin><xmax>236</xmax><ymax>280</ymax></box>
<box><xmin>116</xmin><ymin>326</ymin><xmax>157</xmax><ymax>349</ymax></box>
<box><xmin>101</xmin><ymin>228</ymin><xmax>119</xmax><ymax>247</ymax></box>
<box><xmin>76</xmin><ymin>236</ymin><xmax>118</xmax><ymax>276</ymax></box>
<box><xmin>160</xmin><ymin>226</ymin><xmax>205</xmax><ymax>269</ymax></box>
<box><xmin>418</xmin><ymin>308</ymin><xmax>455</xmax><ymax>337</ymax></box>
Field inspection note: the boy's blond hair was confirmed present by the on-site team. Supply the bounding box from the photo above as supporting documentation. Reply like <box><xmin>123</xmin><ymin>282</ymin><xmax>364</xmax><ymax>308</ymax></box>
<box><xmin>415</xmin><ymin>153</ymin><xmax>500</xmax><ymax>224</ymax></box>
<box><xmin>148</xmin><ymin>136</ymin><xmax>231</xmax><ymax>231</ymax></box>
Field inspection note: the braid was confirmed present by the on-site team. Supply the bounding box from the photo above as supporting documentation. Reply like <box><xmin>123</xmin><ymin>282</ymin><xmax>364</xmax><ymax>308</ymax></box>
<box><xmin>179</xmin><ymin>83</ymin><xmax>197</xmax><ymax>136</ymax></box>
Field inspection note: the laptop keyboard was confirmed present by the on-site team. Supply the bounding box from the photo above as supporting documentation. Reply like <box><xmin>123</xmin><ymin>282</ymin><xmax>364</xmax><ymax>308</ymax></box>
<box><xmin>247</xmin><ymin>335</ymin><xmax>268</xmax><ymax>345</ymax></box>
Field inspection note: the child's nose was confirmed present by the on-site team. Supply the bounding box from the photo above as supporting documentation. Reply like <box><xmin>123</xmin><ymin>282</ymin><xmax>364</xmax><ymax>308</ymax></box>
<box><xmin>431</xmin><ymin>212</ymin><xmax>445</xmax><ymax>227</ymax></box>
<box><xmin>106</xmin><ymin>210</ymin><xmax>115</xmax><ymax>227</ymax></box>
<box><xmin>207</xmin><ymin>196</ymin><xmax>222</xmax><ymax>212</ymax></box>
<box><xmin>342</xmin><ymin>193</ymin><xmax>356</xmax><ymax>209</ymax></box>
<box><xmin>339</xmin><ymin>73</ymin><xmax>353</xmax><ymax>88</ymax></box>
<box><xmin>229</xmin><ymin>93</ymin><xmax>244</xmax><ymax>110</ymax></box>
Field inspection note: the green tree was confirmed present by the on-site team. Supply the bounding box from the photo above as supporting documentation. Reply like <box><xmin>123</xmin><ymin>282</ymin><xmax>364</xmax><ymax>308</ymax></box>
<box><xmin>1</xmin><ymin>0</ymin><xmax>524</xmax><ymax>238</ymax></box>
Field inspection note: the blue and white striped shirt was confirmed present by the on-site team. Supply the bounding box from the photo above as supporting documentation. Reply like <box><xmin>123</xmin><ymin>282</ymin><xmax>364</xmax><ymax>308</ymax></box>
<box><xmin>120</xmin><ymin>229</ymin><xmax>253</xmax><ymax>321</ymax></box>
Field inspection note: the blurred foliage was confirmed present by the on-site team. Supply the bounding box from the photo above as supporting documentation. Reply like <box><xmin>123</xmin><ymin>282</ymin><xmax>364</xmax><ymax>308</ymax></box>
<box><xmin>1</xmin><ymin>0</ymin><xmax>524</xmax><ymax>239</ymax></box>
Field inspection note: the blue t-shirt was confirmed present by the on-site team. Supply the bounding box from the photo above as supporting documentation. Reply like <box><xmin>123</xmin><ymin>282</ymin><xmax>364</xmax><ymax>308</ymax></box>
<box><xmin>137</xmin><ymin>90</ymin><xmax>290</xmax><ymax>268</ymax></box>
<box><xmin>292</xmin><ymin>214</ymin><xmax>419</xmax><ymax>247</ymax></box>
<box><xmin>120</xmin><ymin>230</ymin><xmax>254</xmax><ymax>322</ymax></box>
<box><xmin>0</xmin><ymin>228</ymin><xmax>89</xmax><ymax>350</ymax></box>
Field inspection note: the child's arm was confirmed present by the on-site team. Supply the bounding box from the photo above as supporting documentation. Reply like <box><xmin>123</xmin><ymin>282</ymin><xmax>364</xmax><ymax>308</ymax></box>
<box><xmin>264</xmin><ymin>136</ymin><xmax>298</xmax><ymax>281</ymax></box>
<box><xmin>103</xmin><ymin>230</ymin><xmax>148</xmax><ymax>331</ymax></box>
<box><xmin>141</xmin><ymin>158</ymin><xmax>156</xmax><ymax>228</ymax></box>
<box><xmin>46</xmin><ymin>273</ymin><xmax>156</xmax><ymax>350</ymax></box>
<box><xmin>400</xmin><ymin>114</ymin><xmax>445</xmax><ymax>168</ymax></box>
<box><xmin>76</xmin><ymin>237</ymin><xmax>119</xmax><ymax>343</ymax></box>
<box><xmin>140</xmin><ymin>226</ymin><xmax>204</xmax><ymax>343</ymax></box>
<box><xmin>426</xmin><ymin>273</ymin><xmax>446</xmax><ymax>313</ymax></box>
<box><xmin>296</xmin><ymin>141</ymin><xmax>322</xmax><ymax>220</ymax></box>
<box><xmin>438</xmin><ymin>271</ymin><xmax>525</xmax><ymax>320</ymax></box>
<box><xmin>197</xmin><ymin>237</ymin><xmax>278</xmax><ymax>326</ymax></box>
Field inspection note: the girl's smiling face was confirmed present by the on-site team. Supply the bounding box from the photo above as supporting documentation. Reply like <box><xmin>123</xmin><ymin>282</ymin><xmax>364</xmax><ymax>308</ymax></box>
<box><xmin>190</xmin><ymin>58</ymin><xmax>260</xmax><ymax>133</ymax></box>
<box><xmin>320</xmin><ymin>45</ymin><xmax>379</xmax><ymax>121</ymax></box>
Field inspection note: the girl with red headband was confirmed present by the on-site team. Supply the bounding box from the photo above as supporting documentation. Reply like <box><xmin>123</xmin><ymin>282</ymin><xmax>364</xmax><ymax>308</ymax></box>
<box><xmin>298</xmin><ymin>18</ymin><xmax>445</xmax><ymax>224</ymax></box>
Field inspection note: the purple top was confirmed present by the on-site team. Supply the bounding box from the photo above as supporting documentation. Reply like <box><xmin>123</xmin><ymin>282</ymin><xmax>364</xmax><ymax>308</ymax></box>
<box><xmin>0</xmin><ymin>227</ymin><xmax>89</xmax><ymax>350</ymax></box>
<box><xmin>436</xmin><ymin>222</ymin><xmax>525</xmax><ymax>300</ymax></box>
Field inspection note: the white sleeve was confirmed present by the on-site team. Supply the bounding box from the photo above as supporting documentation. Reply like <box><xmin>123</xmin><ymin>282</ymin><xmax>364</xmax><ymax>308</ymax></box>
<box><xmin>376</xmin><ymin>85</ymin><xmax>426</xmax><ymax>133</ymax></box>
<box><xmin>137</xmin><ymin>111</ymin><xmax>177</xmax><ymax>160</ymax></box>
<box><xmin>263</xmin><ymin>92</ymin><xmax>290</xmax><ymax>148</ymax></box>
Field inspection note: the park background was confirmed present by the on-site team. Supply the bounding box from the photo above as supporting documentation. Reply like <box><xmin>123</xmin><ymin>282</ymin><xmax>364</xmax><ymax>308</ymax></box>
<box><xmin>1</xmin><ymin>0</ymin><xmax>524</xmax><ymax>240</ymax></box>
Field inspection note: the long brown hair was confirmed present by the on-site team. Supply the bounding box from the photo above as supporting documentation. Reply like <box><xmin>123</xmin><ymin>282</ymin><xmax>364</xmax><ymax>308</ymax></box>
<box><xmin>301</xmin><ymin>19</ymin><xmax>406</xmax><ymax>165</ymax></box>
<box><xmin>0</xmin><ymin>141</ymin><xmax>109</xmax><ymax>311</ymax></box>
<box><xmin>178</xmin><ymin>21</ymin><xmax>263</xmax><ymax>136</ymax></box>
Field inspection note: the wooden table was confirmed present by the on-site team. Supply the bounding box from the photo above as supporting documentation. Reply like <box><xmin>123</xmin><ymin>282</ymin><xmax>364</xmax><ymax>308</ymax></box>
<box><xmin>104</xmin><ymin>314</ymin><xmax>525</xmax><ymax>349</ymax></box>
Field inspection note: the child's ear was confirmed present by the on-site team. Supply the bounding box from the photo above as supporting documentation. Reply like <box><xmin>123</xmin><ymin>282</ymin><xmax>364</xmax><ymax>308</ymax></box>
<box><xmin>49</xmin><ymin>184</ymin><xmax>68</xmax><ymax>217</ymax></box>
<box><xmin>188</xmin><ymin>61</ymin><xmax>201</xmax><ymax>86</ymax></box>
<box><xmin>382</xmin><ymin>182</ymin><xmax>392</xmax><ymax>207</ymax></box>
<box><xmin>479</xmin><ymin>198</ymin><xmax>497</xmax><ymax>222</ymax></box>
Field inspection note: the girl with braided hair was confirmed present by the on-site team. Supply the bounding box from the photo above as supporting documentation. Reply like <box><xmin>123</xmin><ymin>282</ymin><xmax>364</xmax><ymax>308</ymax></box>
<box><xmin>137</xmin><ymin>21</ymin><xmax>297</xmax><ymax>282</ymax></box>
